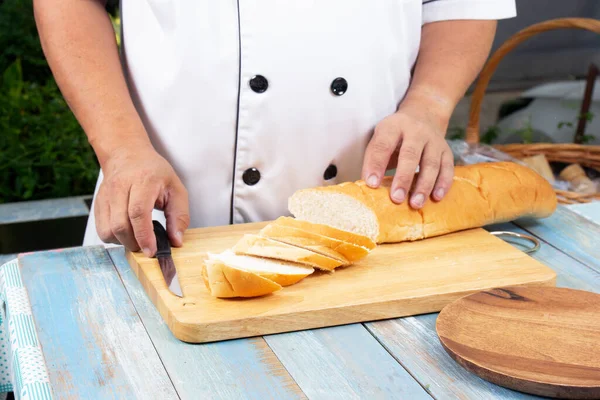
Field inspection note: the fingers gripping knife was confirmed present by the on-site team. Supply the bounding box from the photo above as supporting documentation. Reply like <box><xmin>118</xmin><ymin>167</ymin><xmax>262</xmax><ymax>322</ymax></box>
<box><xmin>152</xmin><ymin>220</ymin><xmax>184</xmax><ymax>297</ymax></box>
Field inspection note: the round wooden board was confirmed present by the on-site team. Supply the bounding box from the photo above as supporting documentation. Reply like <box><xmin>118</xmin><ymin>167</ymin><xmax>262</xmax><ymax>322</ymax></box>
<box><xmin>436</xmin><ymin>286</ymin><xmax>600</xmax><ymax>399</ymax></box>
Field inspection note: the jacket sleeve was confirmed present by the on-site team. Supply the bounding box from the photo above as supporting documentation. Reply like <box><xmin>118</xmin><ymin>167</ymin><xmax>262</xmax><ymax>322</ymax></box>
<box><xmin>422</xmin><ymin>0</ymin><xmax>517</xmax><ymax>25</ymax></box>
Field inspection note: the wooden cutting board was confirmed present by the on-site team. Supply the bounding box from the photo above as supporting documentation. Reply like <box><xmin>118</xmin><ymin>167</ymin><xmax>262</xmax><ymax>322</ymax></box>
<box><xmin>436</xmin><ymin>286</ymin><xmax>600</xmax><ymax>399</ymax></box>
<box><xmin>125</xmin><ymin>221</ymin><xmax>557</xmax><ymax>343</ymax></box>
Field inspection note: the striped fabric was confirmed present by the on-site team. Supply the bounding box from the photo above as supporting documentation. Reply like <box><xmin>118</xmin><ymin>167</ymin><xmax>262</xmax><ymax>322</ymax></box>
<box><xmin>21</xmin><ymin>382</ymin><xmax>53</xmax><ymax>400</ymax></box>
<box><xmin>2</xmin><ymin>263</ymin><xmax>22</xmax><ymax>288</ymax></box>
<box><xmin>0</xmin><ymin>259</ymin><xmax>53</xmax><ymax>400</ymax></box>
<box><xmin>10</xmin><ymin>316</ymin><xmax>39</xmax><ymax>348</ymax></box>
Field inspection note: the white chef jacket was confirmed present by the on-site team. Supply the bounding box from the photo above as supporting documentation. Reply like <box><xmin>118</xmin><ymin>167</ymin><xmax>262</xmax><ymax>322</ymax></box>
<box><xmin>83</xmin><ymin>0</ymin><xmax>517</xmax><ymax>246</ymax></box>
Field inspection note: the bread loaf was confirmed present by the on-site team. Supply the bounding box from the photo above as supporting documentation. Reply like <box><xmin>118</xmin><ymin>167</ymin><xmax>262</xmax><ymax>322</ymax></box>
<box><xmin>288</xmin><ymin>161</ymin><xmax>557</xmax><ymax>244</ymax></box>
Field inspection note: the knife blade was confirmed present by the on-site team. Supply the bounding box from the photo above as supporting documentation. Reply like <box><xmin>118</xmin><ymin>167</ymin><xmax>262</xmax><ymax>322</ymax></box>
<box><xmin>152</xmin><ymin>220</ymin><xmax>183</xmax><ymax>297</ymax></box>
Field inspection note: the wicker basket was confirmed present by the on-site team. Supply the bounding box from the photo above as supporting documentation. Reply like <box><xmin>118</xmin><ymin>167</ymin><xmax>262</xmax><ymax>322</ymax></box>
<box><xmin>465</xmin><ymin>17</ymin><xmax>600</xmax><ymax>204</ymax></box>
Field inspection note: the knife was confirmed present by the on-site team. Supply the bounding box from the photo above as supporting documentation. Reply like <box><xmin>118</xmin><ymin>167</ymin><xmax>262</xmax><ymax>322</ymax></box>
<box><xmin>152</xmin><ymin>220</ymin><xmax>183</xmax><ymax>298</ymax></box>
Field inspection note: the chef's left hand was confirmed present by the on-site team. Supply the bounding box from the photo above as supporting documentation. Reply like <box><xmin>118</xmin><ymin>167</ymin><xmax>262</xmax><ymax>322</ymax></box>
<box><xmin>361</xmin><ymin>100</ymin><xmax>454</xmax><ymax>209</ymax></box>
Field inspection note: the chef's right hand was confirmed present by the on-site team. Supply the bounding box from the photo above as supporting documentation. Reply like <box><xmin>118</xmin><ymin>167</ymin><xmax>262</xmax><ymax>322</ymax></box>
<box><xmin>94</xmin><ymin>145</ymin><xmax>190</xmax><ymax>257</ymax></box>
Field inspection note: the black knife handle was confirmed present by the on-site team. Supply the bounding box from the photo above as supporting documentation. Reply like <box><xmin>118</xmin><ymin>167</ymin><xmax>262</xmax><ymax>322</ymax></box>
<box><xmin>152</xmin><ymin>220</ymin><xmax>171</xmax><ymax>257</ymax></box>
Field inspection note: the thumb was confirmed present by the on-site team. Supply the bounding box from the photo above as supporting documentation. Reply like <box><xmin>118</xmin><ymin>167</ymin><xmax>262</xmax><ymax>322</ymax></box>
<box><xmin>164</xmin><ymin>181</ymin><xmax>190</xmax><ymax>247</ymax></box>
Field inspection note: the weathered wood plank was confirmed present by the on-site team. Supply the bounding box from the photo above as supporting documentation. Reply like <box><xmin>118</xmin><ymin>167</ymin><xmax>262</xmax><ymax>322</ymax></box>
<box><xmin>265</xmin><ymin>326</ymin><xmax>432</xmax><ymax>400</ymax></box>
<box><xmin>365</xmin><ymin>221</ymin><xmax>600</xmax><ymax>400</ymax></box>
<box><xmin>515</xmin><ymin>205</ymin><xmax>600</xmax><ymax>274</ymax></box>
<box><xmin>110</xmin><ymin>246</ymin><xmax>431</xmax><ymax>400</ymax></box>
<box><xmin>108</xmin><ymin>247</ymin><xmax>306</xmax><ymax>400</ymax></box>
<box><xmin>565</xmin><ymin>202</ymin><xmax>600</xmax><ymax>226</ymax></box>
<box><xmin>368</xmin><ymin>313</ymin><xmax>543</xmax><ymax>400</ymax></box>
<box><xmin>0</xmin><ymin>196</ymin><xmax>89</xmax><ymax>224</ymax></box>
<box><xmin>18</xmin><ymin>246</ymin><xmax>179</xmax><ymax>400</ymax></box>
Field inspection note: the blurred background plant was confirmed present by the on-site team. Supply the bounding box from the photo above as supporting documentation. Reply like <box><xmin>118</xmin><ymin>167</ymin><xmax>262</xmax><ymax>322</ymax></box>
<box><xmin>0</xmin><ymin>0</ymin><xmax>120</xmax><ymax>204</ymax></box>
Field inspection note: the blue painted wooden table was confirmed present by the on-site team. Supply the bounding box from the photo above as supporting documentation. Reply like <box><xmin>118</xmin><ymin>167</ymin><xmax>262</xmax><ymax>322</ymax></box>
<box><xmin>2</xmin><ymin>202</ymin><xmax>600</xmax><ymax>399</ymax></box>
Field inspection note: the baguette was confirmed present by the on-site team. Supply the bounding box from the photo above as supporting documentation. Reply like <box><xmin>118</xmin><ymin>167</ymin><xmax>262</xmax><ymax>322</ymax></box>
<box><xmin>288</xmin><ymin>161</ymin><xmax>557</xmax><ymax>244</ymax></box>
<box><xmin>232</xmin><ymin>234</ymin><xmax>344</xmax><ymax>271</ymax></box>
<box><xmin>259</xmin><ymin>219</ymin><xmax>372</xmax><ymax>262</ymax></box>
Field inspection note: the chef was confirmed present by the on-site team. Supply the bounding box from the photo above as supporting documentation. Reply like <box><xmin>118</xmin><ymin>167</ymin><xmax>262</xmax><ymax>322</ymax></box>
<box><xmin>34</xmin><ymin>0</ymin><xmax>516</xmax><ymax>256</ymax></box>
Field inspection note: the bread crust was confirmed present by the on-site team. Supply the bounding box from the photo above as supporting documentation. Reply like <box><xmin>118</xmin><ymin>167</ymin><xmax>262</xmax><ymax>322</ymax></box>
<box><xmin>289</xmin><ymin>162</ymin><xmax>557</xmax><ymax>244</ymax></box>
<box><xmin>202</xmin><ymin>260</ymin><xmax>282</xmax><ymax>298</ymax></box>
<box><xmin>254</xmin><ymin>269</ymin><xmax>313</xmax><ymax>287</ymax></box>
<box><xmin>260</xmin><ymin>220</ymin><xmax>371</xmax><ymax>262</ymax></box>
<box><xmin>271</xmin><ymin>216</ymin><xmax>376</xmax><ymax>250</ymax></box>
<box><xmin>232</xmin><ymin>234</ymin><xmax>343</xmax><ymax>271</ymax></box>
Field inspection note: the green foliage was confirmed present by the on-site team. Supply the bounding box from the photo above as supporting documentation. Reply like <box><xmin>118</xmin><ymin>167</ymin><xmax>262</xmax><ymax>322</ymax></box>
<box><xmin>581</xmin><ymin>135</ymin><xmax>596</xmax><ymax>144</ymax></box>
<box><xmin>447</xmin><ymin>126</ymin><xmax>466</xmax><ymax>141</ymax></box>
<box><xmin>0</xmin><ymin>58</ymin><xmax>100</xmax><ymax>203</ymax></box>
<box><xmin>480</xmin><ymin>125</ymin><xmax>499</xmax><ymax>144</ymax></box>
<box><xmin>0</xmin><ymin>0</ymin><xmax>49</xmax><ymax>85</ymax></box>
<box><xmin>446</xmin><ymin>125</ymin><xmax>498</xmax><ymax>145</ymax></box>
<box><xmin>512</xmin><ymin>116</ymin><xmax>534</xmax><ymax>144</ymax></box>
<box><xmin>449</xmin><ymin>101</ymin><xmax>599</xmax><ymax>147</ymax></box>
<box><xmin>106</xmin><ymin>0</ymin><xmax>120</xmax><ymax>16</ymax></box>
<box><xmin>0</xmin><ymin>0</ymin><xmax>100</xmax><ymax>204</ymax></box>
<box><xmin>110</xmin><ymin>12</ymin><xmax>122</xmax><ymax>46</ymax></box>
<box><xmin>557</xmin><ymin>111</ymin><xmax>597</xmax><ymax>144</ymax></box>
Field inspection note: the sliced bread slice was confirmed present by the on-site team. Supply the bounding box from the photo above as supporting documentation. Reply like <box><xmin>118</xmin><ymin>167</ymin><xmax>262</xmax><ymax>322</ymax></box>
<box><xmin>259</xmin><ymin>222</ymin><xmax>371</xmax><ymax>263</ymax></box>
<box><xmin>270</xmin><ymin>216</ymin><xmax>376</xmax><ymax>250</ymax></box>
<box><xmin>232</xmin><ymin>234</ymin><xmax>344</xmax><ymax>271</ymax></box>
<box><xmin>202</xmin><ymin>258</ymin><xmax>282</xmax><ymax>298</ymax></box>
<box><xmin>207</xmin><ymin>249</ymin><xmax>314</xmax><ymax>287</ymax></box>
<box><xmin>266</xmin><ymin>235</ymin><xmax>350</xmax><ymax>264</ymax></box>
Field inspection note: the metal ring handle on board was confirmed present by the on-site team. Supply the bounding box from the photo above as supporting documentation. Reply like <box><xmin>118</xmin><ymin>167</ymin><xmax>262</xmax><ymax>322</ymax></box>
<box><xmin>489</xmin><ymin>231</ymin><xmax>540</xmax><ymax>254</ymax></box>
